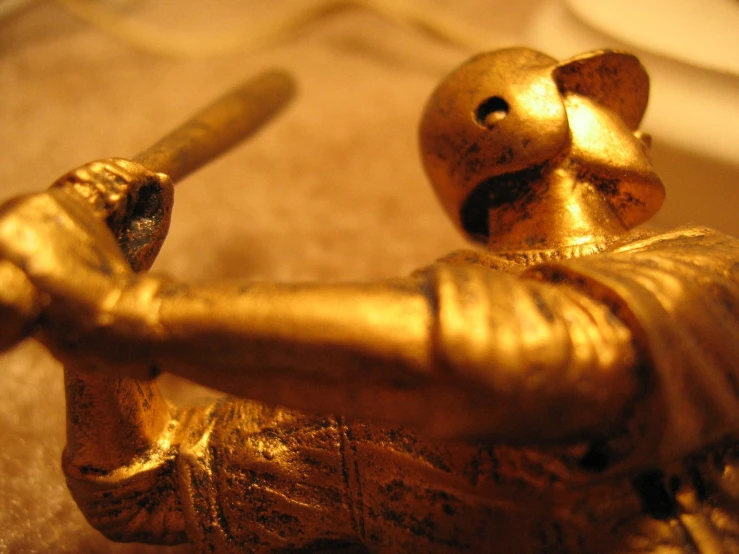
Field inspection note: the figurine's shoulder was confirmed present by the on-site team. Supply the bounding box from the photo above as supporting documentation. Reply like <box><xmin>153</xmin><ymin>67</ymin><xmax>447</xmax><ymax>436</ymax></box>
<box><xmin>558</xmin><ymin>225</ymin><xmax>739</xmax><ymax>299</ymax></box>
<box><xmin>608</xmin><ymin>225</ymin><xmax>739</xmax><ymax>259</ymax></box>
<box><xmin>534</xmin><ymin>225</ymin><xmax>739</xmax><ymax>465</ymax></box>
<box><xmin>428</xmin><ymin>244</ymin><xmax>608</xmax><ymax>276</ymax></box>
<box><xmin>428</xmin><ymin>249</ymin><xmax>524</xmax><ymax>275</ymax></box>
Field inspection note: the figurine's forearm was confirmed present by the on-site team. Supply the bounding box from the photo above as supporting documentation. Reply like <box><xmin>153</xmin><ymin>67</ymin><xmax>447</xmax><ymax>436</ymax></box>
<box><xmin>120</xmin><ymin>277</ymin><xmax>437</xmax><ymax>426</ymax></box>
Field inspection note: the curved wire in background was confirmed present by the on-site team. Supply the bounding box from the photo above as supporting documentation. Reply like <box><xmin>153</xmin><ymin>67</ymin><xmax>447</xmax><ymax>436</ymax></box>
<box><xmin>42</xmin><ymin>0</ymin><xmax>507</xmax><ymax>58</ymax></box>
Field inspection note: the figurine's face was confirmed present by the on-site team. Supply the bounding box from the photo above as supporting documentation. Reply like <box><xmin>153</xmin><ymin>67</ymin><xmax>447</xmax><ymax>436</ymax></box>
<box><xmin>419</xmin><ymin>48</ymin><xmax>664</xmax><ymax>242</ymax></box>
<box><xmin>419</xmin><ymin>49</ymin><xmax>571</xmax><ymax>239</ymax></box>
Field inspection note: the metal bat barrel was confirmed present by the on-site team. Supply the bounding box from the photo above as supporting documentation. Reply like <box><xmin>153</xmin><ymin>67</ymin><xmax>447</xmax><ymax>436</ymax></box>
<box><xmin>133</xmin><ymin>69</ymin><xmax>296</xmax><ymax>184</ymax></box>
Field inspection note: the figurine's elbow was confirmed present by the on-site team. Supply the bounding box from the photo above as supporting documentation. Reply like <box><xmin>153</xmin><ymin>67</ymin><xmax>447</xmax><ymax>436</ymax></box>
<box><xmin>425</xmin><ymin>263</ymin><xmax>642</xmax><ymax>443</ymax></box>
<box><xmin>62</xmin><ymin>450</ymin><xmax>188</xmax><ymax>545</ymax></box>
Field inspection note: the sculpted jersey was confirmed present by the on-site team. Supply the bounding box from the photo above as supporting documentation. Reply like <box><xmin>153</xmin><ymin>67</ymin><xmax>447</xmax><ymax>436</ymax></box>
<box><xmin>64</xmin><ymin>227</ymin><xmax>739</xmax><ymax>553</ymax></box>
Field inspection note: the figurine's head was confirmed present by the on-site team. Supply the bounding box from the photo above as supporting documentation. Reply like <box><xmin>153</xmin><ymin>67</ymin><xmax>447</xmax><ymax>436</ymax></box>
<box><xmin>419</xmin><ymin>48</ymin><xmax>665</xmax><ymax>246</ymax></box>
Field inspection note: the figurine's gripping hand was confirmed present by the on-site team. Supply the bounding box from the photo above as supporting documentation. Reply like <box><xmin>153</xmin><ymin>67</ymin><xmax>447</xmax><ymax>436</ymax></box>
<box><xmin>49</xmin><ymin>158</ymin><xmax>174</xmax><ymax>271</ymax></box>
<box><xmin>0</xmin><ymin>160</ymin><xmax>171</xmax><ymax>360</ymax></box>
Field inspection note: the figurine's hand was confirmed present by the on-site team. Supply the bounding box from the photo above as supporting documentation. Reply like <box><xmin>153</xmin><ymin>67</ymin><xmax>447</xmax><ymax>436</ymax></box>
<box><xmin>0</xmin><ymin>159</ymin><xmax>172</xmax><ymax>355</ymax></box>
<box><xmin>49</xmin><ymin>158</ymin><xmax>174</xmax><ymax>271</ymax></box>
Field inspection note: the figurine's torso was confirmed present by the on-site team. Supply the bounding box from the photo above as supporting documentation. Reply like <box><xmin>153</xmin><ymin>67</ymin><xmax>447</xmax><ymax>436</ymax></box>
<box><xmin>175</xmin><ymin>393</ymin><xmax>739</xmax><ymax>553</ymax></box>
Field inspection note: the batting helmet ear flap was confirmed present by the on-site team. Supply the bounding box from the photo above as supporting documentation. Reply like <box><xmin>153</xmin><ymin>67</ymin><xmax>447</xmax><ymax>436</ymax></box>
<box><xmin>553</xmin><ymin>50</ymin><xmax>650</xmax><ymax>130</ymax></box>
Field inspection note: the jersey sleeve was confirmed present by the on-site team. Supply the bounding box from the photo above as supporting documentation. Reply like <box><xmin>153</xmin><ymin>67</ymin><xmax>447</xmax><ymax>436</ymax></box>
<box><xmin>418</xmin><ymin>256</ymin><xmax>639</xmax><ymax>444</ymax></box>
<box><xmin>530</xmin><ymin>227</ymin><xmax>739</xmax><ymax>468</ymax></box>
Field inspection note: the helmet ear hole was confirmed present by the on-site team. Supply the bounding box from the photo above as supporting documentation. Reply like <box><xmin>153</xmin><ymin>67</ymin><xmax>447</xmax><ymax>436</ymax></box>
<box><xmin>474</xmin><ymin>97</ymin><xmax>509</xmax><ymax>129</ymax></box>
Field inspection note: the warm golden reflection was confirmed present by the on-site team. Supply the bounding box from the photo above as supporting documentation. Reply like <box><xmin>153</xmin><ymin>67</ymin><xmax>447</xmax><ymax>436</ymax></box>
<box><xmin>1</xmin><ymin>48</ymin><xmax>738</xmax><ymax>552</ymax></box>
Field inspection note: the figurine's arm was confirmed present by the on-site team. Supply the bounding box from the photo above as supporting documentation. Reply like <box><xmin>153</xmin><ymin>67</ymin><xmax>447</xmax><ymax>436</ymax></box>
<box><xmin>27</xmin><ymin>161</ymin><xmax>193</xmax><ymax>544</ymax></box>
<box><xmin>73</xmin><ymin>261</ymin><xmax>641</xmax><ymax>445</ymax></box>
<box><xmin>0</xmin><ymin>178</ymin><xmax>640</xmax><ymax>446</ymax></box>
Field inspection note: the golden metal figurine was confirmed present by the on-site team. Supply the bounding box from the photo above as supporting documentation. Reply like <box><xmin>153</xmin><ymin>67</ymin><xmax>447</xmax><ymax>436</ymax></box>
<box><xmin>1</xmin><ymin>48</ymin><xmax>738</xmax><ymax>553</ymax></box>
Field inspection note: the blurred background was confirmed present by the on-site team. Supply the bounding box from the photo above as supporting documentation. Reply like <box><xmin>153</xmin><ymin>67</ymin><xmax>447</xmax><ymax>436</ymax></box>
<box><xmin>0</xmin><ymin>0</ymin><xmax>737</xmax><ymax>551</ymax></box>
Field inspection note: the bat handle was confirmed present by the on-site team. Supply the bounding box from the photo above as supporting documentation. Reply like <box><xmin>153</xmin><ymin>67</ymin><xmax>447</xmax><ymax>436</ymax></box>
<box><xmin>133</xmin><ymin>69</ymin><xmax>296</xmax><ymax>184</ymax></box>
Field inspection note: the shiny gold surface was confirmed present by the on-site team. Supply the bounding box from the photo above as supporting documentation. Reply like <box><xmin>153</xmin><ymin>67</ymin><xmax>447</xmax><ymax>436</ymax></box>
<box><xmin>1</xmin><ymin>48</ymin><xmax>739</xmax><ymax>552</ymax></box>
<box><xmin>418</xmin><ymin>48</ymin><xmax>664</xmax><ymax>250</ymax></box>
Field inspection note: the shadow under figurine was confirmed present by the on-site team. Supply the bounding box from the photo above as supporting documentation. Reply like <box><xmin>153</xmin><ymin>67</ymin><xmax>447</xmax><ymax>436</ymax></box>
<box><xmin>1</xmin><ymin>48</ymin><xmax>738</xmax><ymax>553</ymax></box>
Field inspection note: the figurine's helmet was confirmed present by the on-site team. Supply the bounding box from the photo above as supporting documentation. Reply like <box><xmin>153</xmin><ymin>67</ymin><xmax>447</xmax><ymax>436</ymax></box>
<box><xmin>419</xmin><ymin>48</ymin><xmax>664</xmax><ymax>243</ymax></box>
